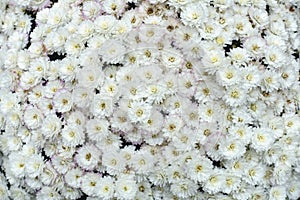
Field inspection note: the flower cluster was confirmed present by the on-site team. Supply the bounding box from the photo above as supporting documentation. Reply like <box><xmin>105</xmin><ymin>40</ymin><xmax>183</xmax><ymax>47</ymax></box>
<box><xmin>0</xmin><ymin>0</ymin><xmax>299</xmax><ymax>199</ymax></box>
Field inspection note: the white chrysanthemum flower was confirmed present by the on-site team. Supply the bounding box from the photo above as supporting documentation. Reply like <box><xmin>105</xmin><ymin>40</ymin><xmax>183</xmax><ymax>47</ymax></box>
<box><xmin>23</xmin><ymin>106</ymin><xmax>43</xmax><ymax>129</ymax></box>
<box><xmin>41</xmin><ymin>114</ymin><xmax>62</xmax><ymax>139</ymax></box>
<box><xmin>141</xmin><ymin>109</ymin><xmax>164</xmax><ymax>133</ymax></box>
<box><xmin>163</xmin><ymin>72</ymin><xmax>179</xmax><ymax>95</ymax></box>
<box><xmin>219</xmin><ymin>138</ymin><xmax>246</xmax><ymax>160</ymax></box>
<box><xmin>181</xmin><ymin>2</ymin><xmax>207</xmax><ymax>26</ymax></box>
<box><xmin>223</xmin><ymin>86</ymin><xmax>247</xmax><ymax>107</ymax></box>
<box><xmin>58</xmin><ymin>58</ymin><xmax>78</xmax><ymax>82</ymax></box>
<box><xmin>77</xmin><ymin>20</ymin><xmax>95</xmax><ymax>39</ymax></box>
<box><xmin>102</xmin><ymin>0</ymin><xmax>126</xmax><ymax>15</ymax></box>
<box><xmin>53</xmin><ymin>89</ymin><xmax>73</xmax><ymax>113</ymax></box>
<box><xmin>102</xmin><ymin>148</ymin><xmax>126</xmax><ymax>174</ymax></box>
<box><xmin>28</xmin><ymin>41</ymin><xmax>44</xmax><ymax>57</ymax></box>
<box><xmin>198</xmin><ymin>102</ymin><xmax>220</xmax><ymax>122</ymax></box>
<box><xmin>216</xmin><ymin>65</ymin><xmax>241</xmax><ymax>86</ymax></box>
<box><xmin>20</xmin><ymin>143</ymin><xmax>38</xmax><ymax>158</ymax></box>
<box><xmin>87</xmin><ymin>34</ymin><xmax>107</xmax><ymax>50</ymax></box>
<box><xmin>223</xmin><ymin>159</ymin><xmax>247</xmax><ymax>178</ymax></box>
<box><xmin>65</xmin><ymin>36</ymin><xmax>84</xmax><ymax>56</ymax></box>
<box><xmin>65</xmin><ymin>168</ymin><xmax>84</xmax><ymax>188</ymax></box>
<box><xmin>275</xmin><ymin>149</ymin><xmax>297</xmax><ymax>168</ymax></box>
<box><xmin>221</xmin><ymin>173</ymin><xmax>241</xmax><ymax>194</ymax></box>
<box><xmin>25</xmin><ymin>154</ymin><xmax>45</xmax><ymax>178</ymax></box>
<box><xmin>232</xmin><ymin>15</ymin><xmax>253</xmax><ymax>35</ymax></box>
<box><xmin>264</xmin><ymin>47</ymin><xmax>286</xmax><ymax>68</ymax></box>
<box><xmin>94</xmin><ymin>15</ymin><xmax>116</xmax><ymax>34</ymax></box>
<box><xmin>90</xmin><ymin>95</ymin><xmax>113</xmax><ymax>117</ymax></box>
<box><xmin>241</xmin><ymin>65</ymin><xmax>261</xmax><ymax>89</ymax></box>
<box><xmin>194</xmin><ymin>79</ymin><xmax>222</xmax><ymax>103</ymax></box>
<box><xmin>201</xmin><ymin>49</ymin><xmax>226</xmax><ymax>74</ymax></box>
<box><xmin>134</xmin><ymin>46</ymin><xmax>160</xmax><ymax>66</ymax></box>
<box><xmin>170</xmin><ymin>178</ymin><xmax>198</xmax><ymax>198</ymax></box>
<box><xmin>200</xmin><ymin>21</ymin><xmax>222</xmax><ymax>40</ymax></box>
<box><xmin>283</xmin><ymin>113</ymin><xmax>300</xmax><ymax>134</ymax></box>
<box><xmin>171</xmin><ymin>126</ymin><xmax>197</xmax><ymax>151</ymax></box>
<box><xmin>72</xmin><ymin>86</ymin><xmax>93</xmax><ymax>108</ymax></box>
<box><xmin>286</xmin><ymin>179</ymin><xmax>300</xmax><ymax>200</ymax></box>
<box><xmin>0</xmin><ymin>181</ymin><xmax>9</xmax><ymax>199</ymax></box>
<box><xmin>248</xmin><ymin>7</ymin><xmax>269</xmax><ymax>27</ymax></box>
<box><xmin>177</xmin><ymin>72</ymin><xmax>196</xmax><ymax>97</ymax></box>
<box><xmin>279</xmin><ymin>64</ymin><xmax>298</xmax><ymax>89</ymax></box>
<box><xmin>249</xmin><ymin>187</ymin><xmax>268</xmax><ymax>200</ymax></box>
<box><xmin>269</xmin><ymin>186</ymin><xmax>287</xmax><ymax>200</ymax></box>
<box><xmin>163</xmin><ymin>115</ymin><xmax>183</xmax><ymax>138</ymax></box>
<box><xmin>75</xmin><ymin>144</ymin><xmax>101</xmax><ymax>170</ymax></box>
<box><xmin>43</xmin><ymin>80</ymin><xmax>63</xmax><ymax>99</ymax></box>
<box><xmin>123</xmin><ymin>127</ymin><xmax>144</xmax><ymax>144</ymax></box>
<box><xmin>270</xmin><ymin>163</ymin><xmax>292</xmax><ymax>185</ymax></box>
<box><xmin>164</xmin><ymin>95</ymin><xmax>186</xmax><ymax>115</ymax></box>
<box><xmin>115</xmin><ymin>174</ymin><xmax>138</xmax><ymax>200</ymax></box>
<box><xmin>99</xmin><ymin>39</ymin><xmax>126</xmax><ymax>63</ymax></box>
<box><xmin>29</xmin><ymin>57</ymin><xmax>48</xmax><ymax>77</ymax></box>
<box><xmin>251</xmin><ymin>127</ymin><xmax>274</xmax><ymax>152</ymax></box>
<box><xmin>135</xmin><ymin>181</ymin><xmax>153</xmax><ymax>199</ymax></box>
<box><xmin>137</xmin><ymin>65</ymin><xmax>163</xmax><ymax>84</ymax></box>
<box><xmin>269</xmin><ymin>18</ymin><xmax>287</xmax><ymax>37</ymax></box>
<box><xmin>100</xmin><ymin>80</ymin><xmax>120</xmax><ymax>98</ymax></box>
<box><xmin>61</xmin><ymin>125</ymin><xmax>85</xmax><ymax>147</ymax></box>
<box><xmin>181</xmin><ymin>103</ymin><xmax>200</xmax><ymax>128</ymax></box>
<box><xmin>8</xmin><ymin>152</ymin><xmax>26</xmax><ymax>178</ymax></box>
<box><xmin>86</xmin><ymin>118</ymin><xmax>109</xmax><ymax>142</ymax></box>
<box><xmin>47</xmin><ymin>61</ymin><xmax>60</xmax><ymax>81</ymax></box>
<box><xmin>6</xmin><ymin>111</ymin><xmax>21</xmax><ymax>128</ymax></box>
<box><xmin>36</xmin><ymin>186</ymin><xmax>61</xmax><ymax>200</ymax></box>
<box><xmin>161</xmin><ymin>50</ymin><xmax>183</xmax><ymax>69</ymax></box>
<box><xmin>232</xmin><ymin>182</ymin><xmax>254</xmax><ymax>200</ymax></box>
<box><xmin>67</xmin><ymin>111</ymin><xmax>86</xmax><ymax>127</ymax></box>
<box><xmin>186</xmin><ymin>155</ymin><xmax>213</xmax><ymax>183</ymax></box>
<box><xmin>37</xmin><ymin>98</ymin><xmax>56</xmax><ymax>116</ymax></box>
<box><xmin>243</xmin><ymin>163</ymin><xmax>266</xmax><ymax>185</ymax></box>
<box><xmin>128</xmin><ymin>100</ymin><xmax>152</xmax><ymax>124</ymax></box>
<box><xmin>79</xmin><ymin>49</ymin><xmax>101</xmax><ymax>69</ymax></box>
<box><xmin>0</xmin><ymin>92</ymin><xmax>19</xmax><ymax>114</ymax></box>
<box><xmin>227</xmin><ymin>125</ymin><xmax>252</xmax><ymax>145</ymax></box>
<box><xmin>228</xmin><ymin>47</ymin><xmax>249</xmax><ymax>65</ymax></box>
<box><xmin>244</xmin><ymin>36</ymin><xmax>266</xmax><ymax>56</ymax></box>
<box><xmin>19</xmin><ymin>71</ymin><xmax>40</xmax><ymax>90</ymax></box>
<box><xmin>120</xmin><ymin>146</ymin><xmax>135</xmax><ymax>166</ymax></box>
<box><xmin>17</xmin><ymin>127</ymin><xmax>31</xmax><ymax>144</ymax></box>
<box><xmin>96</xmin><ymin>133</ymin><xmax>122</xmax><ymax>151</ymax></box>
<box><xmin>121</xmin><ymin>81</ymin><xmax>144</xmax><ymax>100</ymax></box>
<box><xmin>203</xmin><ymin>170</ymin><xmax>225</xmax><ymax>194</ymax></box>
<box><xmin>48</xmin><ymin>29</ymin><xmax>68</xmax><ymax>51</ymax></box>
<box><xmin>6</xmin><ymin>135</ymin><xmax>22</xmax><ymax>152</ymax></box>
<box><xmin>95</xmin><ymin>176</ymin><xmax>115</xmax><ymax>199</ymax></box>
<box><xmin>265</xmin><ymin>34</ymin><xmax>286</xmax><ymax>51</ymax></box>
<box><xmin>111</xmin><ymin>109</ymin><xmax>133</xmax><ymax>132</ymax></box>
<box><xmin>51</xmin><ymin>155</ymin><xmax>74</xmax><ymax>174</ymax></box>
<box><xmin>0</xmin><ymin>71</ymin><xmax>13</xmax><ymax>89</ymax></box>
<box><xmin>77</xmin><ymin>66</ymin><xmax>103</xmax><ymax>89</ymax></box>
<box><xmin>81</xmin><ymin>172</ymin><xmax>103</xmax><ymax>197</ymax></box>
<box><xmin>131</xmin><ymin>149</ymin><xmax>155</xmax><ymax>174</ymax></box>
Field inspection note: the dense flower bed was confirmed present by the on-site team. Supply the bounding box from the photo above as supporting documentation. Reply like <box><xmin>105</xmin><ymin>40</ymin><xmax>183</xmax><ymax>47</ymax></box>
<box><xmin>0</xmin><ymin>0</ymin><xmax>299</xmax><ymax>199</ymax></box>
